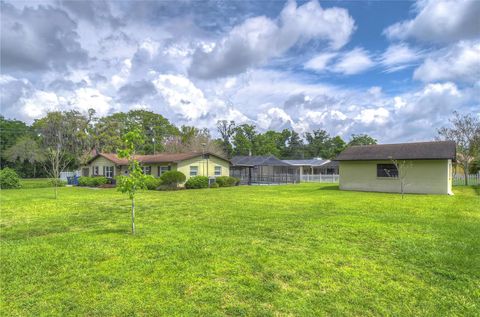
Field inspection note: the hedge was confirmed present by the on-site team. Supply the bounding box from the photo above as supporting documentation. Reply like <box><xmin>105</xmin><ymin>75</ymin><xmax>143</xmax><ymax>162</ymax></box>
<box><xmin>0</xmin><ymin>168</ymin><xmax>21</xmax><ymax>189</ymax></box>
<box><xmin>144</xmin><ymin>175</ymin><xmax>162</xmax><ymax>190</ymax></box>
<box><xmin>160</xmin><ymin>171</ymin><xmax>186</xmax><ymax>189</ymax></box>
<box><xmin>185</xmin><ymin>176</ymin><xmax>209</xmax><ymax>189</ymax></box>
<box><xmin>78</xmin><ymin>176</ymin><xmax>108</xmax><ymax>187</ymax></box>
<box><xmin>215</xmin><ymin>176</ymin><xmax>240</xmax><ymax>187</ymax></box>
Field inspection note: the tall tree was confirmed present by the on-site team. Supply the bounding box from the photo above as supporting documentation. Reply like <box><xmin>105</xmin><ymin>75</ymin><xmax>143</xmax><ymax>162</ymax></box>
<box><xmin>438</xmin><ymin>111</ymin><xmax>480</xmax><ymax>185</ymax></box>
<box><xmin>0</xmin><ymin>116</ymin><xmax>30</xmax><ymax>169</ymax></box>
<box><xmin>283</xmin><ymin>130</ymin><xmax>305</xmax><ymax>159</ymax></box>
<box><xmin>117</xmin><ymin>129</ymin><xmax>147</xmax><ymax>235</ymax></box>
<box><xmin>4</xmin><ymin>136</ymin><xmax>45</xmax><ymax>177</ymax></box>
<box><xmin>348</xmin><ymin>134</ymin><xmax>377</xmax><ymax>146</ymax></box>
<box><xmin>305</xmin><ymin>129</ymin><xmax>331</xmax><ymax>158</ymax></box>
<box><xmin>233</xmin><ymin>124</ymin><xmax>257</xmax><ymax>156</ymax></box>
<box><xmin>217</xmin><ymin>120</ymin><xmax>236</xmax><ymax>157</ymax></box>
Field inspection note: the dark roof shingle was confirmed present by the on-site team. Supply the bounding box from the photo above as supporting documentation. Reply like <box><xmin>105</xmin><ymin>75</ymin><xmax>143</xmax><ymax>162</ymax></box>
<box><xmin>335</xmin><ymin>141</ymin><xmax>456</xmax><ymax>161</ymax></box>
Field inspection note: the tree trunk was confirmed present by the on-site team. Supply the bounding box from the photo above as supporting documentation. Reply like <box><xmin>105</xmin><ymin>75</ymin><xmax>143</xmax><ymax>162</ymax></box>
<box><xmin>464</xmin><ymin>163</ymin><xmax>469</xmax><ymax>186</ymax></box>
<box><xmin>131</xmin><ymin>197</ymin><xmax>135</xmax><ymax>235</ymax></box>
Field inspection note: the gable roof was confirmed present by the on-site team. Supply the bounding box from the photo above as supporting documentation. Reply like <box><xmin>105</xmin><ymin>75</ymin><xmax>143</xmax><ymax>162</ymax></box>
<box><xmin>231</xmin><ymin>155</ymin><xmax>292</xmax><ymax>167</ymax></box>
<box><xmin>87</xmin><ymin>151</ymin><xmax>229</xmax><ymax>165</ymax></box>
<box><xmin>335</xmin><ymin>141</ymin><xmax>456</xmax><ymax>161</ymax></box>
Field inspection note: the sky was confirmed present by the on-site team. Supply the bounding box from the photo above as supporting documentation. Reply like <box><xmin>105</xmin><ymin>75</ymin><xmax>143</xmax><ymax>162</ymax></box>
<box><xmin>1</xmin><ymin>0</ymin><xmax>479</xmax><ymax>143</ymax></box>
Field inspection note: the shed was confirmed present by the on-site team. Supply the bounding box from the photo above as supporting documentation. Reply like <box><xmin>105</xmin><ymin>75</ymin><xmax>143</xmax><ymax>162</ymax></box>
<box><xmin>335</xmin><ymin>141</ymin><xmax>456</xmax><ymax>195</ymax></box>
<box><xmin>230</xmin><ymin>155</ymin><xmax>300</xmax><ymax>185</ymax></box>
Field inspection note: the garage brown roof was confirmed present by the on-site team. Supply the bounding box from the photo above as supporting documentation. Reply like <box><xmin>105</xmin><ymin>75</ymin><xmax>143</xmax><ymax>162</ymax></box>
<box><xmin>335</xmin><ymin>141</ymin><xmax>456</xmax><ymax>161</ymax></box>
<box><xmin>88</xmin><ymin>151</ymin><xmax>229</xmax><ymax>165</ymax></box>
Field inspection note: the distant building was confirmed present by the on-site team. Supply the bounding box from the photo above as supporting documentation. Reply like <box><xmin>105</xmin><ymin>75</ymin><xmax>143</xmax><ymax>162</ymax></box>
<box><xmin>282</xmin><ymin>159</ymin><xmax>339</xmax><ymax>176</ymax></box>
<box><xmin>83</xmin><ymin>152</ymin><xmax>230</xmax><ymax>181</ymax></box>
<box><xmin>230</xmin><ymin>155</ymin><xmax>300</xmax><ymax>185</ymax></box>
<box><xmin>335</xmin><ymin>141</ymin><xmax>456</xmax><ymax>195</ymax></box>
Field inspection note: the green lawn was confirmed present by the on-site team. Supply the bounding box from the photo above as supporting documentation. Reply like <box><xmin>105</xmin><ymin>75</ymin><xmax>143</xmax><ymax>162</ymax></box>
<box><xmin>1</xmin><ymin>184</ymin><xmax>479</xmax><ymax>316</ymax></box>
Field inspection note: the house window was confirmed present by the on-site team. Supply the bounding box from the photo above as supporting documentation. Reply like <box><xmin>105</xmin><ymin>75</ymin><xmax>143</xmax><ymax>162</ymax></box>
<box><xmin>105</xmin><ymin>166</ymin><xmax>114</xmax><ymax>178</ymax></box>
<box><xmin>190</xmin><ymin>166</ymin><xmax>198</xmax><ymax>176</ymax></box>
<box><xmin>377</xmin><ymin>164</ymin><xmax>398</xmax><ymax>178</ymax></box>
<box><xmin>158</xmin><ymin>166</ymin><xmax>170</xmax><ymax>176</ymax></box>
<box><xmin>142</xmin><ymin>166</ymin><xmax>151</xmax><ymax>175</ymax></box>
<box><xmin>214</xmin><ymin>166</ymin><xmax>221</xmax><ymax>176</ymax></box>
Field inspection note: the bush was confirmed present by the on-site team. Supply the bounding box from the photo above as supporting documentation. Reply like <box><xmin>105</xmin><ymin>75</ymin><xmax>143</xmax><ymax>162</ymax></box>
<box><xmin>210</xmin><ymin>182</ymin><xmax>219</xmax><ymax>188</ymax></box>
<box><xmin>0</xmin><ymin>168</ymin><xmax>21</xmax><ymax>189</ymax></box>
<box><xmin>160</xmin><ymin>171</ymin><xmax>186</xmax><ymax>189</ymax></box>
<box><xmin>185</xmin><ymin>176</ymin><xmax>209</xmax><ymax>189</ymax></box>
<box><xmin>77</xmin><ymin>176</ymin><xmax>108</xmax><ymax>187</ymax></box>
<box><xmin>49</xmin><ymin>179</ymin><xmax>67</xmax><ymax>187</ymax></box>
<box><xmin>215</xmin><ymin>176</ymin><xmax>239</xmax><ymax>187</ymax></box>
<box><xmin>144</xmin><ymin>175</ymin><xmax>162</xmax><ymax>190</ymax></box>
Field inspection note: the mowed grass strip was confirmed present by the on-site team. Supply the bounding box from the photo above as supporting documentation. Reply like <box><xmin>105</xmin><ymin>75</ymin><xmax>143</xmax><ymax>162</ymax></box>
<box><xmin>1</xmin><ymin>184</ymin><xmax>479</xmax><ymax>316</ymax></box>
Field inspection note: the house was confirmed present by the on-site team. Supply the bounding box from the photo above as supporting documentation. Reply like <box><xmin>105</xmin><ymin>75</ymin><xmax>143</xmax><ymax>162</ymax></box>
<box><xmin>335</xmin><ymin>141</ymin><xmax>456</xmax><ymax>195</ymax></box>
<box><xmin>83</xmin><ymin>151</ymin><xmax>231</xmax><ymax>181</ymax></box>
<box><xmin>230</xmin><ymin>155</ymin><xmax>300</xmax><ymax>185</ymax></box>
<box><xmin>282</xmin><ymin>159</ymin><xmax>339</xmax><ymax>176</ymax></box>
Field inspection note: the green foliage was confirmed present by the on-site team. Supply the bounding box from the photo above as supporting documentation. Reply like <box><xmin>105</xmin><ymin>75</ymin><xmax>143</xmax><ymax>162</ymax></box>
<box><xmin>348</xmin><ymin>134</ymin><xmax>378</xmax><ymax>146</ymax></box>
<box><xmin>160</xmin><ymin>171</ymin><xmax>186</xmax><ymax>189</ymax></box>
<box><xmin>78</xmin><ymin>176</ymin><xmax>108</xmax><ymax>187</ymax></box>
<box><xmin>210</xmin><ymin>182</ymin><xmax>219</xmax><ymax>188</ymax></box>
<box><xmin>144</xmin><ymin>175</ymin><xmax>162</xmax><ymax>190</ymax></box>
<box><xmin>0</xmin><ymin>168</ymin><xmax>21</xmax><ymax>189</ymax></box>
<box><xmin>1</xmin><ymin>184</ymin><xmax>479</xmax><ymax>315</ymax></box>
<box><xmin>49</xmin><ymin>179</ymin><xmax>67</xmax><ymax>187</ymax></box>
<box><xmin>185</xmin><ymin>176</ymin><xmax>209</xmax><ymax>189</ymax></box>
<box><xmin>215</xmin><ymin>176</ymin><xmax>239</xmax><ymax>187</ymax></box>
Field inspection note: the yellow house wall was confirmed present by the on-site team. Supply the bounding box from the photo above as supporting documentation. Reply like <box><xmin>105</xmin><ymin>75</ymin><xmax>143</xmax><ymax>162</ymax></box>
<box><xmin>86</xmin><ymin>156</ymin><xmax>117</xmax><ymax>177</ymax></box>
<box><xmin>339</xmin><ymin>160</ymin><xmax>452</xmax><ymax>195</ymax></box>
<box><xmin>177</xmin><ymin>155</ymin><xmax>230</xmax><ymax>179</ymax></box>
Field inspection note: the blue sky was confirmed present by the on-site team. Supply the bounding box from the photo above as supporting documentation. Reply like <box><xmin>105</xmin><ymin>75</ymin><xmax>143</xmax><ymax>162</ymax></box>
<box><xmin>1</xmin><ymin>0</ymin><xmax>479</xmax><ymax>143</ymax></box>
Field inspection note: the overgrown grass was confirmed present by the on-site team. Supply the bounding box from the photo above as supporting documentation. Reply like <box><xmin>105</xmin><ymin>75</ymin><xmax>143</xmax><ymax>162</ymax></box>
<box><xmin>1</xmin><ymin>184</ymin><xmax>479</xmax><ymax>316</ymax></box>
<box><xmin>19</xmin><ymin>178</ymin><xmax>55</xmax><ymax>189</ymax></box>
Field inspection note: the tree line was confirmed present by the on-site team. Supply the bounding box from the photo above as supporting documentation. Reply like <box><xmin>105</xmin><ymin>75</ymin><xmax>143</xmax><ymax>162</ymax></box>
<box><xmin>1</xmin><ymin>109</ymin><xmax>478</xmax><ymax>179</ymax></box>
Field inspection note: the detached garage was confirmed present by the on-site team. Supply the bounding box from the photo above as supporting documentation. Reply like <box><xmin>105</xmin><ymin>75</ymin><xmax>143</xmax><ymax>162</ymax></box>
<box><xmin>336</xmin><ymin>141</ymin><xmax>456</xmax><ymax>195</ymax></box>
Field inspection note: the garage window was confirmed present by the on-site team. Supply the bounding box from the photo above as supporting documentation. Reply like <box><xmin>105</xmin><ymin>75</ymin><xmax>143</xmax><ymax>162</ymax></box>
<box><xmin>377</xmin><ymin>164</ymin><xmax>398</xmax><ymax>178</ymax></box>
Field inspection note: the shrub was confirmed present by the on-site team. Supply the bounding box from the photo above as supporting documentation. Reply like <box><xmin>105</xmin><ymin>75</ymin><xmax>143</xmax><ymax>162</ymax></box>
<box><xmin>210</xmin><ymin>182</ymin><xmax>219</xmax><ymax>188</ymax></box>
<box><xmin>144</xmin><ymin>175</ymin><xmax>162</xmax><ymax>190</ymax></box>
<box><xmin>160</xmin><ymin>171</ymin><xmax>186</xmax><ymax>189</ymax></box>
<box><xmin>78</xmin><ymin>176</ymin><xmax>108</xmax><ymax>187</ymax></box>
<box><xmin>0</xmin><ymin>168</ymin><xmax>21</xmax><ymax>189</ymax></box>
<box><xmin>215</xmin><ymin>176</ymin><xmax>239</xmax><ymax>187</ymax></box>
<box><xmin>185</xmin><ymin>176</ymin><xmax>209</xmax><ymax>189</ymax></box>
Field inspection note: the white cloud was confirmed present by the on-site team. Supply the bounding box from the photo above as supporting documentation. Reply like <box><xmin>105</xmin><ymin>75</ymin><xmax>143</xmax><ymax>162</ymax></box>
<box><xmin>153</xmin><ymin>74</ymin><xmax>211</xmax><ymax>120</ymax></box>
<box><xmin>189</xmin><ymin>0</ymin><xmax>355</xmax><ymax>78</ymax></box>
<box><xmin>355</xmin><ymin>107</ymin><xmax>390</xmax><ymax>125</ymax></box>
<box><xmin>384</xmin><ymin>0</ymin><xmax>480</xmax><ymax>43</ymax></box>
<box><xmin>413</xmin><ymin>41</ymin><xmax>480</xmax><ymax>83</ymax></box>
<box><xmin>304</xmin><ymin>52</ymin><xmax>337</xmax><ymax>72</ymax></box>
<box><xmin>21</xmin><ymin>91</ymin><xmax>61</xmax><ymax>120</ymax></box>
<box><xmin>381</xmin><ymin>43</ymin><xmax>422</xmax><ymax>72</ymax></box>
<box><xmin>331</xmin><ymin>48</ymin><xmax>374</xmax><ymax>75</ymax></box>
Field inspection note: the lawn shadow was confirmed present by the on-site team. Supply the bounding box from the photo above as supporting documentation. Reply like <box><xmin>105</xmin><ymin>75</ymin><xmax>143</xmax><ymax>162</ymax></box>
<box><xmin>316</xmin><ymin>185</ymin><xmax>339</xmax><ymax>191</ymax></box>
<box><xmin>473</xmin><ymin>186</ymin><xmax>480</xmax><ymax>196</ymax></box>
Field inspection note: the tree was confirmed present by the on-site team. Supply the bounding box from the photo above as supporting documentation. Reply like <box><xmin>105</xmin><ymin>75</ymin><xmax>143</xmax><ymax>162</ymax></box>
<box><xmin>0</xmin><ymin>116</ymin><xmax>30</xmax><ymax>169</ymax></box>
<box><xmin>233</xmin><ymin>124</ymin><xmax>257</xmax><ymax>156</ymax></box>
<box><xmin>217</xmin><ymin>120</ymin><xmax>236</xmax><ymax>157</ymax></box>
<box><xmin>283</xmin><ymin>130</ymin><xmax>305</xmax><ymax>159</ymax></box>
<box><xmin>348</xmin><ymin>134</ymin><xmax>377</xmax><ymax>146</ymax></box>
<box><xmin>4</xmin><ymin>136</ymin><xmax>45</xmax><ymax>177</ymax></box>
<box><xmin>34</xmin><ymin>111</ymin><xmax>87</xmax><ymax>199</ymax></box>
<box><xmin>164</xmin><ymin>127</ymin><xmax>225</xmax><ymax>157</ymax></box>
<box><xmin>117</xmin><ymin>129</ymin><xmax>148</xmax><ymax>235</ymax></box>
<box><xmin>438</xmin><ymin>112</ymin><xmax>480</xmax><ymax>185</ymax></box>
<box><xmin>389</xmin><ymin>158</ymin><xmax>412</xmax><ymax>199</ymax></box>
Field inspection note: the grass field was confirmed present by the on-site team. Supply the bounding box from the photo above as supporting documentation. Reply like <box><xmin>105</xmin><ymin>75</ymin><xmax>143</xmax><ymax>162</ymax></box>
<box><xmin>1</xmin><ymin>184</ymin><xmax>479</xmax><ymax>316</ymax></box>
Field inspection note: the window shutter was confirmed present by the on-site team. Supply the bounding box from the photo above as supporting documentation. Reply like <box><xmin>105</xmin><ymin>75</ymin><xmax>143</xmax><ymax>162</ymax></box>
<box><xmin>103</xmin><ymin>166</ymin><xmax>105</xmax><ymax>176</ymax></box>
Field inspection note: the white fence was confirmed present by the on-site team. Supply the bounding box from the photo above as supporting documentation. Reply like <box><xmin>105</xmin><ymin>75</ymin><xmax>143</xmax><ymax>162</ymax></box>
<box><xmin>60</xmin><ymin>171</ymin><xmax>80</xmax><ymax>181</ymax></box>
<box><xmin>301</xmin><ymin>174</ymin><xmax>339</xmax><ymax>183</ymax></box>
<box><xmin>453</xmin><ymin>173</ymin><xmax>480</xmax><ymax>186</ymax></box>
